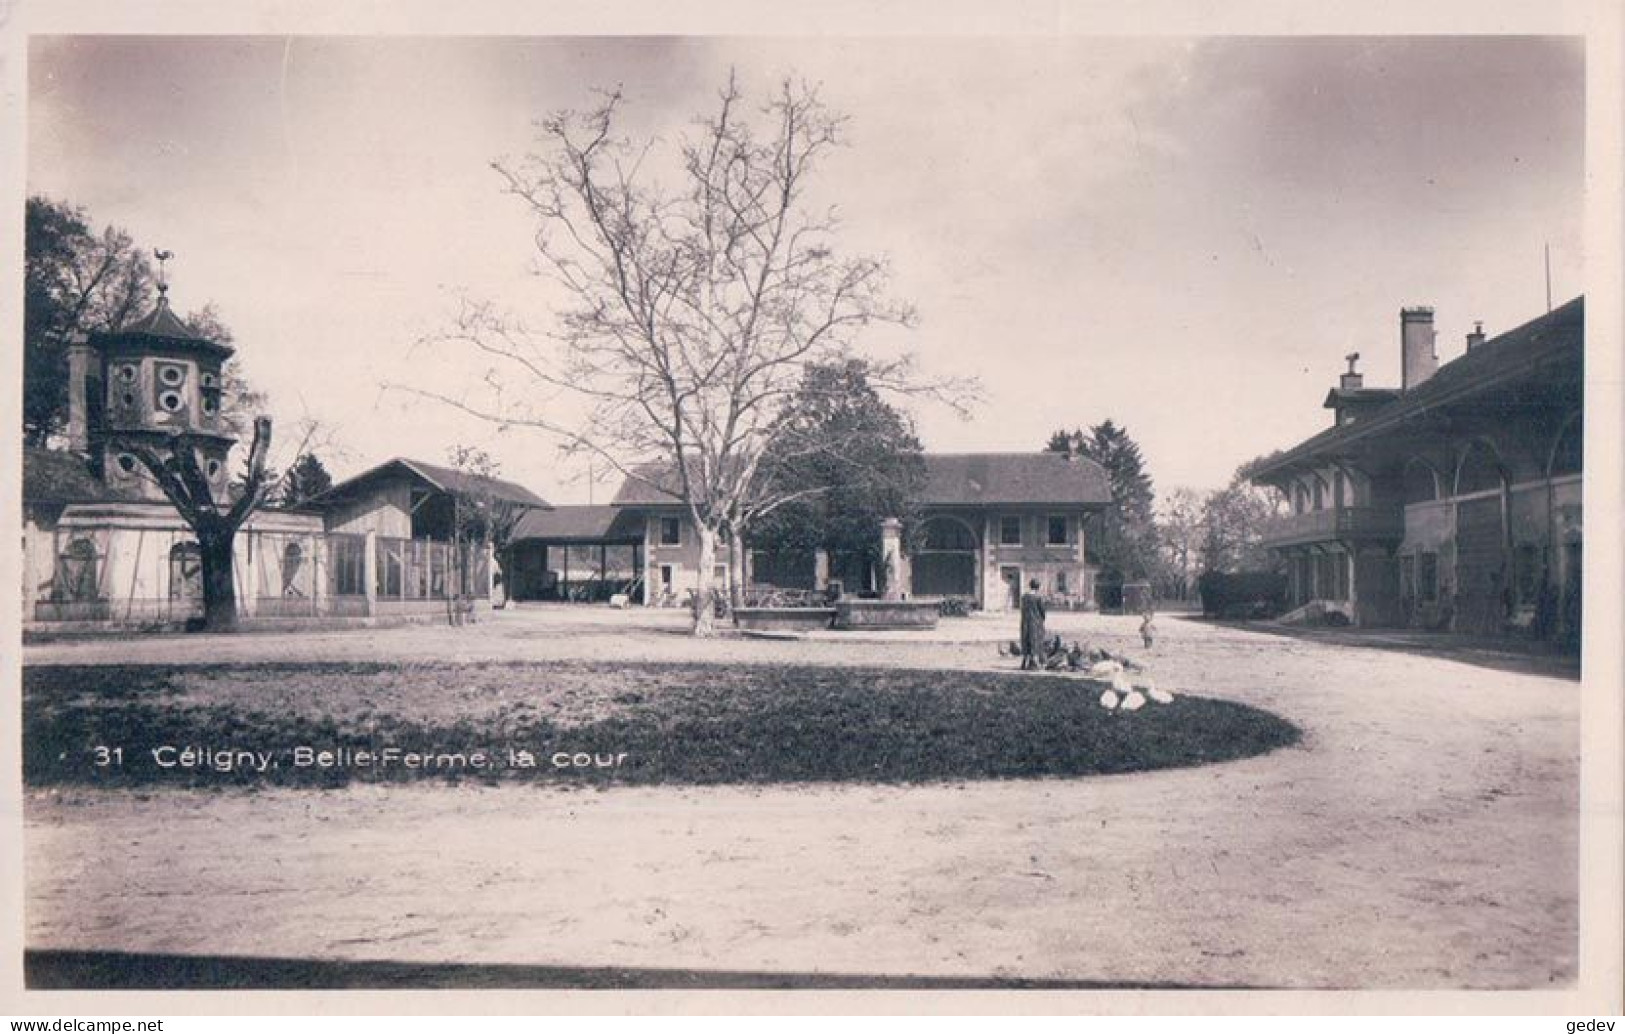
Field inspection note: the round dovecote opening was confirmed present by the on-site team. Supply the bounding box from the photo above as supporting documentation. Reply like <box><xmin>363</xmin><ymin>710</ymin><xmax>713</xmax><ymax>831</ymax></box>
<box><xmin>201</xmin><ymin>396</ymin><xmax>218</xmax><ymax>415</ymax></box>
<box><xmin>200</xmin><ymin>371</ymin><xmax>217</xmax><ymax>389</ymax></box>
<box><xmin>206</xmin><ymin>459</ymin><xmax>223</xmax><ymax>480</ymax></box>
<box><xmin>115</xmin><ymin>453</ymin><xmax>138</xmax><ymax>474</ymax></box>
<box><xmin>158</xmin><ymin>365</ymin><xmax>186</xmax><ymax>387</ymax></box>
<box><xmin>117</xmin><ymin>364</ymin><xmax>138</xmax><ymax>383</ymax></box>
<box><xmin>159</xmin><ymin>391</ymin><xmax>184</xmax><ymax>413</ymax></box>
<box><xmin>120</xmin><ymin>392</ymin><xmax>136</xmax><ymax>408</ymax></box>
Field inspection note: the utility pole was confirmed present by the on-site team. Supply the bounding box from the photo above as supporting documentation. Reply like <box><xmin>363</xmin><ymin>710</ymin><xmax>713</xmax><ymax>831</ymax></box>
<box><xmin>1544</xmin><ymin>242</ymin><xmax>1553</xmax><ymax>313</ymax></box>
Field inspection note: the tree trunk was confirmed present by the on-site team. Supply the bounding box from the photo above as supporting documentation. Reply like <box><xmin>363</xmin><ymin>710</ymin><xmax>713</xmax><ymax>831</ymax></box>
<box><xmin>692</xmin><ymin>522</ymin><xmax>718</xmax><ymax>637</ymax></box>
<box><xmin>199</xmin><ymin>531</ymin><xmax>239</xmax><ymax>632</ymax></box>
<box><xmin>728</xmin><ymin>532</ymin><xmax>746</xmax><ymax>610</ymax></box>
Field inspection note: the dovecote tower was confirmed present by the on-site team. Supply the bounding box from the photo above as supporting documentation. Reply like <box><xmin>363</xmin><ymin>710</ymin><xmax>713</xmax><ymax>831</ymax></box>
<box><xmin>73</xmin><ymin>254</ymin><xmax>238</xmax><ymax>502</ymax></box>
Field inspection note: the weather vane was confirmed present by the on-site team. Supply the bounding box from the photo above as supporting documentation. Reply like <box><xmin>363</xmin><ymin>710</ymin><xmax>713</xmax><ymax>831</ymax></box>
<box><xmin>1344</xmin><ymin>351</ymin><xmax>1360</xmax><ymax>375</ymax></box>
<box><xmin>154</xmin><ymin>249</ymin><xmax>173</xmax><ymax>297</ymax></box>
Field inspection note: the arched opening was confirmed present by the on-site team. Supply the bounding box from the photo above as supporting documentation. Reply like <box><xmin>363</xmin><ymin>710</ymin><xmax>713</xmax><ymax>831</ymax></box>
<box><xmin>910</xmin><ymin>516</ymin><xmax>979</xmax><ymax>598</ymax></box>
<box><xmin>1311</xmin><ymin>478</ymin><xmax>1326</xmax><ymax>511</ymax></box>
<box><xmin>55</xmin><ymin>538</ymin><xmax>101</xmax><ymax>602</ymax></box>
<box><xmin>282</xmin><ymin>542</ymin><xmax>307</xmax><ymax>597</ymax></box>
<box><xmin>1401</xmin><ymin>459</ymin><xmax>1439</xmax><ymax>505</ymax></box>
<box><xmin>169</xmin><ymin>542</ymin><xmax>204</xmax><ymax>602</ymax></box>
<box><xmin>1548</xmin><ymin>415</ymin><xmax>1582</xmax><ymax>477</ymax></box>
<box><xmin>1455</xmin><ymin>441</ymin><xmax>1506</xmax><ymax>497</ymax></box>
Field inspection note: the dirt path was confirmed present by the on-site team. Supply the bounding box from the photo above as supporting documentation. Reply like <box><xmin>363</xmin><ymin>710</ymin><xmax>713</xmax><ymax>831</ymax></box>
<box><xmin>23</xmin><ymin>610</ymin><xmax>1579</xmax><ymax>988</ymax></box>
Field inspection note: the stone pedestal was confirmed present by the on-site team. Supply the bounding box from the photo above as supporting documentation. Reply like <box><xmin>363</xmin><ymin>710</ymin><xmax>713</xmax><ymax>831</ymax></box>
<box><xmin>880</xmin><ymin>517</ymin><xmax>904</xmax><ymax>600</ymax></box>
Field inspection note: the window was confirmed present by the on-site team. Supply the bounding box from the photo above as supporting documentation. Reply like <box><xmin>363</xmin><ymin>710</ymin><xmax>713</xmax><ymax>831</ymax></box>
<box><xmin>660</xmin><ymin>517</ymin><xmax>682</xmax><ymax>546</ymax></box>
<box><xmin>1419</xmin><ymin>552</ymin><xmax>1439</xmax><ymax>603</ymax></box>
<box><xmin>1056</xmin><ymin>570</ymin><xmax>1069</xmax><ymax>595</ymax></box>
<box><xmin>999</xmin><ymin>516</ymin><xmax>1022</xmax><ymax>546</ymax></box>
<box><xmin>1047</xmin><ymin>516</ymin><xmax>1068</xmax><ymax>545</ymax></box>
<box><xmin>659</xmin><ymin>565</ymin><xmax>674</xmax><ymax>589</ymax></box>
<box><xmin>1399</xmin><ymin>555</ymin><xmax>1416</xmax><ymax>605</ymax></box>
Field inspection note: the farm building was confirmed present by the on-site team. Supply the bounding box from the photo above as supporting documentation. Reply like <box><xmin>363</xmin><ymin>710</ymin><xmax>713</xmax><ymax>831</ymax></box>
<box><xmin>1247</xmin><ymin>297</ymin><xmax>1583</xmax><ymax>644</ymax></box>
<box><xmin>506</xmin><ymin>450</ymin><xmax>1114</xmax><ymax>612</ymax></box>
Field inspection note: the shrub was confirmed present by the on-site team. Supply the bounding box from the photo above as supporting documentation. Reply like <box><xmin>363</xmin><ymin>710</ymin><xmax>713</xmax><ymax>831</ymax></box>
<box><xmin>937</xmin><ymin>597</ymin><xmax>973</xmax><ymax>618</ymax></box>
<box><xmin>1198</xmin><ymin>569</ymin><xmax>1289</xmax><ymax>619</ymax></box>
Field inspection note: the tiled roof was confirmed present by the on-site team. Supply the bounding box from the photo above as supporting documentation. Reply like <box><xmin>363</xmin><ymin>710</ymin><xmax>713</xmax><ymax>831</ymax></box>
<box><xmin>608</xmin><ymin>464</ymin><xmax>706</xmax><ymax>507</ymax></box>
<box><xmin>93</xmin><ymin>296</ymin><xmax>235</xmax><ymax>358</ymax></box>
<box><xmin>610</xmin><ymin>452</ymin><xmax>1113</xmax><ymax>508</ymax></box>
<box><xmin>513</xmin><ymin>505</ymin><xmax>645</xmax><ymax>542</ymax></box>
<box><xmin>310</xmin><ymin>458</ymin><xmax>552</xmax><ymax>510</ymax></box>
<box><xmin>916</xmin><ymin>452</ymin><xmax>1113</xmax><ymax>506</ymax></box>
<box><xmin>1251</xmin><ymin>296</ymin><xmax>1584</xmax><ymax>479</ymax></box>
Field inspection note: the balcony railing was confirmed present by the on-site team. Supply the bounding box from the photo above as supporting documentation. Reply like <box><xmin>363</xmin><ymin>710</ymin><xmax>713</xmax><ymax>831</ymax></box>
<box><xmin>1261</xmin><ymin>506</ymin><xmax>1404</xmax><ymax>548</ymax></box>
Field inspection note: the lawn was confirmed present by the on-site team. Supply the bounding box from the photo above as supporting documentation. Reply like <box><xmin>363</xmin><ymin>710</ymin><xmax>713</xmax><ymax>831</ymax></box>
<box><xmin>23</xmin><ymin>660</ymin><xmax>1300</xmax><ymax>789</ymax></box>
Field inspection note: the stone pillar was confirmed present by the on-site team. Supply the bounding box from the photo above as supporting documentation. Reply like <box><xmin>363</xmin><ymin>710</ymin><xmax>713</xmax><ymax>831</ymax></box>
<box><xmin>239</xmin><ymin>530</ymin><xmax>258</xmax><ymax>617</ymax></box>
<box><xmin>813</xmin><ymin>548</ymin><xmax>830</xmax><ymax>592</ymax></box>
<box><xmin>982</xmin><ymin>514</ymin><xmax>1000</xmax><ymax>611</ymax></box>
<box><xmin>22</xmin><ymin>517</ymin><xmax>41</xmax><ymax>624</ymax></box>
<box><xmin>65</xmin><ymin>338</ymin><xmax>95</xmax><ymax>453</ymax></box>
<box><xmin>642</xmin><ymin>517</ymin><xmax>655</xmax><ymax>606</ymax></box>
<box><xmin>880</xmin><ymin>518</ymin><xmax>904</xmax><ymax>601</ymax></box>
<box><xmin>363</xmin><ymin>529</ymin><xmax>378</xmax><ymax>616</ymax></box>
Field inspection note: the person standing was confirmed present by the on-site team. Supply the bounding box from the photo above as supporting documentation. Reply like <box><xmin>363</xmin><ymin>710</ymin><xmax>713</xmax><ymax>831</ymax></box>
<box><xmin>1019</xmin><ymin>578</ymin><xmax>1047</xmax><ymax>670</ymax></box>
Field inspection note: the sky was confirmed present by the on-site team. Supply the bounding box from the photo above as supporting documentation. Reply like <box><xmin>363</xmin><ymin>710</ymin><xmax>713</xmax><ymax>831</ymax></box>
<box><xmin>26</xmin><ymin>35</ymin><xmax>1585</xmax><ymax>504</ymax></box>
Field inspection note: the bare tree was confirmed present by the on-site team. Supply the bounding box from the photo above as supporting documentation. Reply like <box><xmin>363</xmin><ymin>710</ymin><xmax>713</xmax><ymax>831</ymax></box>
<box><xmin>120</xmin><ymin>417</ymin><xmax>276</xmax><ymax>631</ymax></box>
<box><xmin>446</xmin><ymin>444</ymin><xmax>533</xmax><ymax>609</ymax></box>
<box><xmin>1156</xmin><ymin>487</ymin><xmax>1206</xmax><ymax>601</ymax></box>
<box><xmin>405</xmin><ymin>74</ymin><xmax>966</xmax><ymax>635</ymax></box>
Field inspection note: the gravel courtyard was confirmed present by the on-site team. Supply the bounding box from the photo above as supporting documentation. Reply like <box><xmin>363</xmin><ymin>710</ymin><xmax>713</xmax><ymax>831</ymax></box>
<box><xmin>22</xmin><ymin>606</ymin><xmax>1580</xmax><ymax>989</ymax></box>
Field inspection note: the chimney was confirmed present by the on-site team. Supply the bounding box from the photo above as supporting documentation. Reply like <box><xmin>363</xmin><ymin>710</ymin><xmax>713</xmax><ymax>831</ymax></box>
<box><xmin>1064</xmin><ymin>431</ymin><xmax>1083</xmax><ymax>461</ymax></box>
<box><xmin>1339</xmin><ymin>352</ymin><xmax>1364</xmax><ymax>390</ymax></box>
<box><xmin>65</xmin><ymin>335</ymin><xmax>96</xmax><ymax>453</ymax></box>
<box><xmin>1400</xmin><ymin>306</ymin><xmax>1437</xmax><ymax>390</ymax></box>
<box><xmin>1465</xmin><ymin>321</ymin><xmax>1485</xmax><ymax>351</ymax></box>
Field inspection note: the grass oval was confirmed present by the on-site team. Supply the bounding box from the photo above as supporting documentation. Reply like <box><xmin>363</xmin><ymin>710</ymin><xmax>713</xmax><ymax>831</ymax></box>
<box><xmin>24</xmin><ymin>661</ymin><xmax>1301</xmax><ymax>788</ymax></box>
